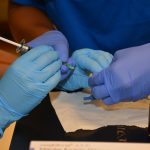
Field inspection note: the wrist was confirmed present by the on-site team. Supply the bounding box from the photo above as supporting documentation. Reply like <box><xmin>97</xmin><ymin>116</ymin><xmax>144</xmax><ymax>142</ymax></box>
<box><xmin>0</xmin><ymin>97</ymin><xmax>25</xmax><ymax>130</ymax></box>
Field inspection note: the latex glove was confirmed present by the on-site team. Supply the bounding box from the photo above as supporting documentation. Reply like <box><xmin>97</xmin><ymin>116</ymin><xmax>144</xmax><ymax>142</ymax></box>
<box><xmin>89</xmin><ymin>43</ymin><xmax>150</xmax><ymax>105</ymax></box>
<box><xmin>0</xmin><ymin>45</ymin><xmax>61</xmax><ymax>134</ymax></box>
<box><xmin>59</xmin><ymin>48</ymin><xmax>113</xmax><ymax>91</ymax></box>
<box><xmin>27</xmin><ymin>30</ymin><xmax>69</xmax><ymax>79</ymax></box>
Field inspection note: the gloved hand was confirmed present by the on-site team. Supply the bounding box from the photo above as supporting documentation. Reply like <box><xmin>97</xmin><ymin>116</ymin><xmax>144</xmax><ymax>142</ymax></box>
<box><xmin>59</xmin><ymin>48</ymin><xmax>113</xmax><ymax>91</ymax></box>
<box><xmin>0</xmin><ymin>45</ymin><xmax>61</xmax><ymax>134</ymax></box>
<box><xmin>27</xmin><ymin>30</ymin><xmax>69</xmax><ymax>79</ymax></box>
<box><xmin>89</xmin><ymin>43</ymin><xmax>150</xmax><ymax>105</ymax></box>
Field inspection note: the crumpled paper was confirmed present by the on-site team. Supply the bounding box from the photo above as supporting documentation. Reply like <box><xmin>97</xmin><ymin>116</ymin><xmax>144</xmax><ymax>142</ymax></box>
<box><xmin>50</xmin><ymin>91</ymin><xmax>149</xmax><ymax>132</ymax></box>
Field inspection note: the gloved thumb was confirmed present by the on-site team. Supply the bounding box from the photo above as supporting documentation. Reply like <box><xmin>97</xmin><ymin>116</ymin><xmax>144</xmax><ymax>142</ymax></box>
<box><xmin>54</xmin><ymin>42</ymin><xmax>69</xmax><ymax>62</ymax></box>
<box><xmin>61</xmin><ymin>58</ymin><xmax>76</xmax><ymax>80</ymax></box>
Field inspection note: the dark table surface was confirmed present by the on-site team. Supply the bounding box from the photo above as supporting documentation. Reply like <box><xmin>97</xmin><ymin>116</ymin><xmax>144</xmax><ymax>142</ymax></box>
<box><xmin>10</xmin><ymin>95</ymin><xmax>150</xmax><ymax>150</ymax></box>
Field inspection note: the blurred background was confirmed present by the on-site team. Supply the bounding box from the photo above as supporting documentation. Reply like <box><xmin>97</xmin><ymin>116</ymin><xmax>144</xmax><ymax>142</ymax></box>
<box><xmin>0</xmin><ymin>0</ymin><xmax>17</xmax><ymax>149</ymax></box>
<box><xmin>0</xmin><ymin>0</ymin><xmax>18</xmax><ymax>78</ymax></box>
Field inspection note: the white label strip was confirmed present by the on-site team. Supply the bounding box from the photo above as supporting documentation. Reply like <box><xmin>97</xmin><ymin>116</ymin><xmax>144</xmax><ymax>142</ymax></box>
<box><xmin>29</xmin><ymin>141</ymin><xmax>150</xmax><ymax>150</ymax></box>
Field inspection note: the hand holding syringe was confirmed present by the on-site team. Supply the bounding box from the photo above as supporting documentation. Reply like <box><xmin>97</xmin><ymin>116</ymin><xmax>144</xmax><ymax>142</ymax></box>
<box><xmin>0</xmin><ymin>36</ymin><xmax>30</xmax><ymax>54</ymax></box>
<box><xmin>0</xmin><ymin>36</ymin><xmax>75</xmax><ymax>70</ymax></box>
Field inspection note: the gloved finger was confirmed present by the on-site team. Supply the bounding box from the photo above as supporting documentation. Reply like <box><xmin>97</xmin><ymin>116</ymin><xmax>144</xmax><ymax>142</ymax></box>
<box><xmin>61</xmin><ymin>58</ymin><xmax>76</xmax><ymax>80</ymax></box>
<box><xmin>103</xmin><ymin>97</ymin><xmax>115</xmax><ymax>105</ymax></box>
<box><xmin>89</xmin><ymin>53</ymin><xmax>111</xmax><ymax>69</ymax></box>
<box><xmin>83</xmin><ymin>95</ymin><xmax>95</xmax><ymax>101</ymax></box>
<box><xmin>27</xmin><ymin>36</ymin><xmax>45</xmax><ymax>48</ymax></box>
<box><xmin>75</xmin><ymin>55</ymin><xmax>103</xmax><ymax>73</ymax></box>
<box><xmin>61</xmin><ymin>58</ymin><xmax>76</xmax><ymax>72</ymax></box>
<box><xmin>61</xmin><ymin>65</ymin><xmax>69</xmax><ymax>73</ymax></box>
<box><xmin>54</xmin><ymin>43</ymin><xmax>69</xmax><ymax>62</ymax></box>
<box><xmin>61</xmin><ymin>70</ymin><xmax>72</xmax><ymax>81</ymax></box>
<box><xmin>99</xmin><ymin>51</ymin><xmax>113</xmax><ymax>64</ymax></box>
<box><xmin>92</xmin><ymin>85</ymin><xmax>109</xmax><ymax>99</ymax></box>
<box><xmin>23</xmin><ymin>45</ymin><xmax>54</xmax><ymax>61</ymax></box>
<box><xmin>68</xmin><ymin>58</ymin><xmax>76</xmax><ymax>66</ymax></box>
<box><xmin>88</xmin><ymin>72</ymin><xmax>104</xmax><ymax>86</ymax></box>
<box><xmin>32</xmin><ymin>50</ymin><xmax>59</xmax><ymax>70</ymax></box>
<box><xmin>61</xmin><ymin>59</ymin><xmax>74</xmax><ymax>73</ymax></box>
<box><xmin>34</xmin><ymin>60</ymin><xmax>62</xmax><ymax>82</ymax></box>
<box><xmin>80</xmin><ymin>76</ymin><xmax>89</xmax><ymax>89</ymax></box>
<box><xmin>45</xmin><ymin>70</ymin><xmax>61</xmax><ymax>91</ymax></box>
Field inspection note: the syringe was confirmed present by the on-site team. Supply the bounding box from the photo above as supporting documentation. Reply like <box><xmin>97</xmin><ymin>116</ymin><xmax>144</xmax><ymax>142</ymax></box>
<box><xmin>0</xmin><ymin>36</ymin><xmax>30</xmax><ymax>54</ymax></box>
<box><xmin>0</xmin><ymin>36</ymin><xmax>75</xmax><ymax>70</ymax></box>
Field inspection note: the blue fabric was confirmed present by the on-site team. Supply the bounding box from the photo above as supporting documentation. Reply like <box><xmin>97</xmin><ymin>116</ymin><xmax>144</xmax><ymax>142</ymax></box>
<box><xmin>11</xmin><ymin>0</ymin><xmax>150</xmax><ymax>54</ymax></box>
<box><xmin>11</xmin><ymin>0</ymin><xmax>45</xmax><ymax>11</ymax></box>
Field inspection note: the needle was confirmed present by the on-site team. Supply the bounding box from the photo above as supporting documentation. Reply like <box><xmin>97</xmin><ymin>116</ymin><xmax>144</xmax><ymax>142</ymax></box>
<box><xmin>0</xmin><ymin>36</ymin><xmax>75</xmax><ymax>70</ymax></box>
<box><xmin>0</xmin><ymin>36</ymin><xmax>29</xmax><ymax>53</ymax></box>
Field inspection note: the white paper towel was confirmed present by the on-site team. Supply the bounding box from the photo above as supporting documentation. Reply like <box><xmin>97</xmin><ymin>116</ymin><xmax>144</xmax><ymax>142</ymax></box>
<box><xmin>50</xmin><ymin>91</ymin><xmax>149</xmax><ymax>132</ymax></box>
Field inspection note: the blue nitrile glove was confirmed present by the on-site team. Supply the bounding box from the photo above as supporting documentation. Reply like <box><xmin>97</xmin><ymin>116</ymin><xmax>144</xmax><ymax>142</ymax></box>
<box><xmin>59</xmin><ymin>48</ymin><xmax>113</xmax><ymax>91</ymax></box>
<box><xmin>0</xmin><ymin>128</ymin><xmax>3</xmax><ymax>137</ymax></box>
<box><xmin>0</xmin><ymin>45</ymin><xmax>61</xmax><ymax>135</ymax></box>
<box><xmin>89</xmin><ymin>43</ymin><xmax>150</xmax><ymax>105</ymax></box>
<box><xmin>27</xmin><ymin>30</ymin><xmax>69</xmax><ymax>79</ymax></box>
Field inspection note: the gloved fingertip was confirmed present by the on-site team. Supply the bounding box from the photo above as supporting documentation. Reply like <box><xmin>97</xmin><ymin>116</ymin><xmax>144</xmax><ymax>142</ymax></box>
<box><xmin>59</xmin><ymin>56</ymin><xmax>68</xmax><ymax>63</ymax></box>
<box><xmin>88</xmin><ymin>73</ymin><xmax>98</xmax><ymax>86</ymax></box>
<box><xmin>68</xmin><ymin>58</ymin><xmax>76</xmax><ymax>67</ymax></box>
<box><xmin>83</xmin><ymin>95</ymin><xmax>95</xmax><ymax>101</ymax></box>
<box><xmin>103</xmin><ymin>98</ymin><xmax>114</xmax><ymax>105</ymax></box>
<box><xmin>61</xmin><ymin>65</ymin><xmax>69</xmax><ymax>73</ymax></box>
<box><xmin>88</xmin><ymin>78</ymin><xmax>92</xmax><ymax>87</ymax></box>
<box><xmin>26</xmin><ymin>42</ymin><xmax>33</xmax><ymax>47</ymax></box>
<box><xmin>60</xmin><ymin>69</ymin><xmax>72</xmax><ymax>81</ymax></box>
